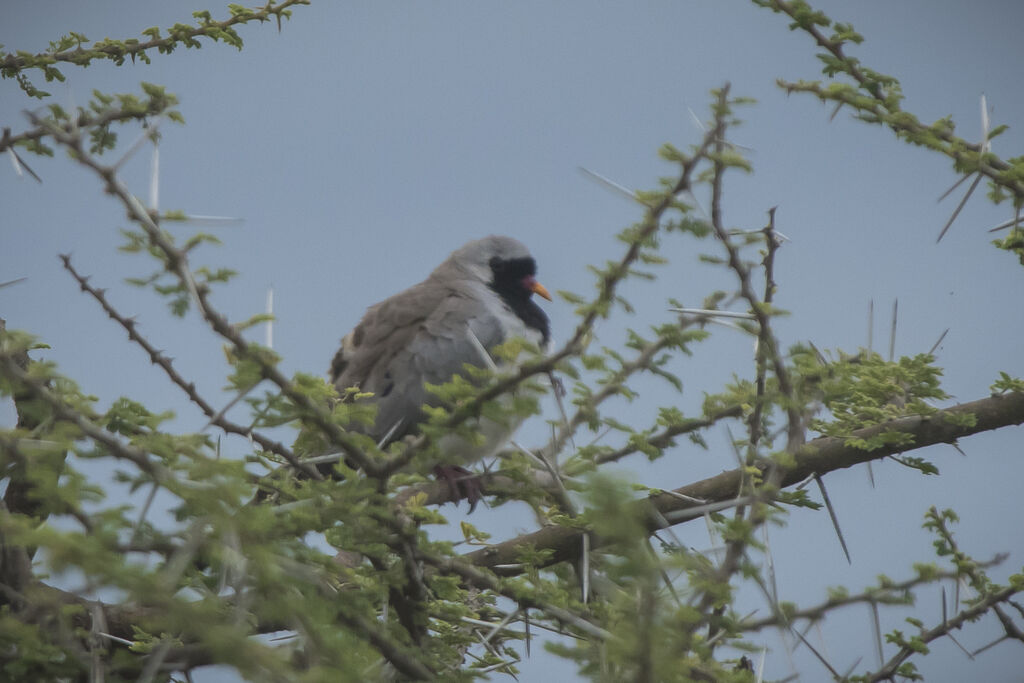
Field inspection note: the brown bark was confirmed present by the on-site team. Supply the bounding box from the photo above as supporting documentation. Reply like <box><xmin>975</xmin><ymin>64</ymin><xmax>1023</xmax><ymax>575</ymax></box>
<box><xmin>464</xmin><ymin>392</ymin><xmax>1024</xmax><ymax>572</ymax></box>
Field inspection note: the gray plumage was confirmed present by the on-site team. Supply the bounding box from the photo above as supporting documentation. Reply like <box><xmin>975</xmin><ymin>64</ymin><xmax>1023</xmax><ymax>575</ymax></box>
<box><xmin>330</xmin><ymin>235</ymin><xmax>551</xmax><ymax>459</ymax></box>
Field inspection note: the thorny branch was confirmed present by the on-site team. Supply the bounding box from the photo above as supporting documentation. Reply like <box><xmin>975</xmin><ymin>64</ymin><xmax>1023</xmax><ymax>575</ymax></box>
<box><xmin>869</xmin><ymin>584</ymin><xmax>1022</xmax><ymax>682</ymax></box>
<box><xmin>420</xmin><ymin>551</ymin><xmax>613</xmax><ymax>643</ymax></box>
<box><xmin>0</xmin><ymin>1</ymin><xmax>310</xmax><ymax>77</ymax></box>
<box><xmin>738</xmin><ymin>564</ymin><xmax>997</xmax><ymax>633</ymax></box>
<box><xmin>0</xmin><ymin>105</ymin><xmax>170</xmax><ymax>156</ymax></box>
<box><xmin>375</xmin><ymin>503</ymin><xmax>614</xmax><ymax>644</ymax></box>
<box><xmin>690</xmin><ymin>88</ymin><xmax>802</xmax><ymax>637</ymax></box>
<box><xmin>0</xmin><ymin>350</ymin><xmax>162</xmax><ymax>479</ymax></box>
<box><xmin>464</xmin><ymin>391</ymin><xmax>1024</xmax><ymax>573</ymax></box>
<box><xmin>546</xmin><ymin>317</ymin><xmax>698</xmax><ymax>465</ymax></box>
<box><xmin>59</xmin><ymin>254</ymin><xmax>301</xmax><ymax>472</ymax></box>
<box><xmin>758</xmin><ymin>0</ymin><xmax>1024</xmax><ymax>200</ymax></box>
<box><xmin>29</xmin><ymin>112</ymin><xmax>343</xmax><ymax>481</ymax></box>
<box><xmin>584</xmin><ymin>403</ymin><xmax>744</xmax><ymax>469</ymax></box>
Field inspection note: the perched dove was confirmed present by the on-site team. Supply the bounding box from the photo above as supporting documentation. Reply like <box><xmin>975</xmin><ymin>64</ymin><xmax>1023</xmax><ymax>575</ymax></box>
<box><xmin>329</xmin><ymin>235</ymin><xmax>551</xmax><ymax>506</ymax></box>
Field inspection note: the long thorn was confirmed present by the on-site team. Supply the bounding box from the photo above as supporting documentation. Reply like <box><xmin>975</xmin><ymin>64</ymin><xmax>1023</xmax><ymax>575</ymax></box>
<box><xmin>130</xmin><ymin>481</ymin><xmax>160</xmax><ymax>545</ymax></box>
<box><xmin>113</xmin><ymin>116</ymin><xmax>163</xmax><ymax>171</ymax></box>
<box><xmin>937</xmin><ymin>172</ymin><xmax>971</xmax><ymax>203</ymax></box>
<box><xmin>937</xmin><ymin>173</ymin><xmax>983</xmax><ymax>243</ymax></box>
<box><xmin>481</xmin><ymin>608</ymin><xmax>520</xmax><ymax>647</ymax></box>
<box><xmin>0</xmin><ymin>277</ymin><xmax>28</xmax><ymax>290</ymax></box>
<box><xmin>871</xmin><ymin>601</ymin><xmax>884</xmax><ymax>667</ymax></box>
<box><xmin>203</xmin><ymin>383</ymin><xmax>260</xmax><ymax>431</ymax></box>
<box><xmin>577</xmin><ymin>166</ymin><xmax>640</xmax><ymax>202</ymax></box>
<box><xmin>986</xmin><ymin>213</ymin><xmax>1022</xmax><ymax>233</ymax></box>
<box><xmin>815</xmin><ymin>474</ymin><xmax>851</xmax><ymax>564</ymax></box>
<box><xmin>928</xmin><ymin>328</ymin><xmax>949</xmax><ymax>355</ymax></box>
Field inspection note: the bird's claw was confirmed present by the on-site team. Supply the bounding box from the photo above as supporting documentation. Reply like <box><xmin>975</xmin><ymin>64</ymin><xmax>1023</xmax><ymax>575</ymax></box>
<box><xmin>432</xmin><ymin>464</ymin><xmax>483</xmax><ymax>513</ymax></box>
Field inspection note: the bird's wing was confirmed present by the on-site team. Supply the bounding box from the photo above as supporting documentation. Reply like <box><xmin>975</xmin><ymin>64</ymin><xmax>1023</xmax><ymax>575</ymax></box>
<box><xmin>332</xmin><ymin>283</ymin><xmax>507</xmax><ymax>444</ymax></box>
<box><xmin>329</xmin><ymin>279</ymin><xmax>441</xmax><ymax>388</ymax></box>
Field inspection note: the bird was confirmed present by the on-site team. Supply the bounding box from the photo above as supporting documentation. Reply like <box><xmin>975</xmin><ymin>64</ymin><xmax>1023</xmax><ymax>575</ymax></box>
<box><xmin>328</xmin><ymin>235</ymin><xmax>552</xmax><ymax>508</ymax></box>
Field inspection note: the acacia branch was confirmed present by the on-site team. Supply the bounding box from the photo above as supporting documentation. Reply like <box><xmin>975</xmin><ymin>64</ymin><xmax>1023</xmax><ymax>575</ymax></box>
<box><xmin>868</xmin><ymin>584</ymin><xmax>1021</xmax><ymax>682</ymax></box>
<box><xmin>758</xmin><ymin>0</ymin><xmax>1024</xmax><ymax>199</ymax></box>
<box><xmin>709</xmin><ymin>145</ymin><xmax>801</xmax><ymax>456</ymax></box>
<box><xmin>0</xmin><ymin>106</ymin><xmax>173</xmax><ymax>156</ymax></box>
<box><xmin>0</xmin><ymin>1</ymin><xmax>309</xmax><ymax>75</ymax></box>
<box><xmin>586</xmin><ymin>403</ymin><xmax>744</xmax><ymax>469</ymax></box>
<box><xmin>0</xmin><ymin>320</ymin><xmax>67</xmax><ymax>530</ymax></box>
<box><xmin>0</xmin><ymin>350</ymin><xmax>162</xmax><ymax>479</ymax></box>
<box><xmin>31</xmin><ymin>116</ymin><xmax>355</xmax><ymax>481</ymax></box>
<box><xmin>465</xmin><ymin>391</ymin><xmax>1024</xmax><ymax>573</ymax></box>
<box><xmin>420</xmin><ymin>551</ymin><xmax>613</xmax><ymax>642</ymax></box>
<box><xmin>59</xmin><ymin>254</ymin><xmax>300</xmax><ymax>469</ymax></box>
<box><xmin>738</xmin><ymin>564</ymin><xmax>997</xmax><ymax>633</ymax></box>
<box><xmin>546</xmin><ymin>319</ymin><xmax>697</xmax><ymax>465</ymax></box>
<box><xmin>703</xmin><ymin>149</ymin><xmax>793</xmax><ymax>635</ymax></box>
<box><xmin>0</xmin><ymin>575</ymin><xmax>435</xmax><ymax>681</ymax></box>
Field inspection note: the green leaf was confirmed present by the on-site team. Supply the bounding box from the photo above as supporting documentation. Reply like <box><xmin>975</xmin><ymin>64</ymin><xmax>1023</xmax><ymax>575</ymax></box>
<box><xmin>991</xmin><ymin>371</ymin><xmax>1024</xmax><ymax>394</ymax></box>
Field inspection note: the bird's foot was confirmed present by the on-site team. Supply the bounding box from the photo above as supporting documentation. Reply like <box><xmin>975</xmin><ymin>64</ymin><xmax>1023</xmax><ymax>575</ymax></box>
<box><xmin>432</xmin><ymin>464</ymin><xmax>483</xmax><ymax>513</ymax></box>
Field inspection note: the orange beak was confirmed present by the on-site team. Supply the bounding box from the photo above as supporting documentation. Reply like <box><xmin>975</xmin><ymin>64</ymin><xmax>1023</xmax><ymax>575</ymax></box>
<box><xmin>524</xmin><ymin>276</ymin><xmax>552</xmax><ymax>301</ymax></box>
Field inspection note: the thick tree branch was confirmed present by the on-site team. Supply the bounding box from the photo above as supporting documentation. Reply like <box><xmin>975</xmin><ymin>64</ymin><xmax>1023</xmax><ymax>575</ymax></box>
<box><xmin>465</xmin><ymin>391</ymin><xmax>1024</xmax><ymax>573</ymax></box>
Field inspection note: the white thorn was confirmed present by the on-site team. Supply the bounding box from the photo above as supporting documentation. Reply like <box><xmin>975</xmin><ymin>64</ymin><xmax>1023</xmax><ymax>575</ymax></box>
<box><xmin>661</xmin><ymin>495</ymin><xmax>756</xmax><ymax>523</ymax></box>
<box><xmin>481</xmin><ymin>608</ymin><xmax>521</xmax><ymax>646</ymax></box>
<box><xmin>114</xmin><ymin>116</ymin><xmax>163</xmax><ymax>171</ymax></box>
<box><xmin>688</xmin><ymin>106</ymin><xmax>707</xmax><ymax>132</ymax></box>
<box><xmin>377</xmin><ymin>419</ymin><xmax>404</xmax><ymax>449</ymax></box>
<box><xmin>465</xmin><ymin>326</ymin><xmax>498</xmax><ymax>372</ymax></box>
<box><xmin>578</xmin><ymin>166</ymin><xmax>640</xmax><ymax>202</ymax></box>
<box><xmin>178</xmin><ymin>214</ymin><xmax>245</xmax><ymax>225</ymax></box>
<box><xmin>980</xmin><ymin>93</ymin><xmax>991</xmax><ymax>153</ymax></box>
<box><xmin>7</xmin><ymin>148</ymin><xmax>23</xmax><ymax>177</ymax></box>
<box><xmin>668</xmin><ymin>307</ymin><xmax>756</xmax><ymax>320</ymax></box>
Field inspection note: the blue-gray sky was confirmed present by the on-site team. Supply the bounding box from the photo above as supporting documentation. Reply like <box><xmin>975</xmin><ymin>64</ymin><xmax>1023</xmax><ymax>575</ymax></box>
<box><xmin>2</xmin><ymin>1</ymin><xmax>1023</xmax><ymax>680</ymax></box>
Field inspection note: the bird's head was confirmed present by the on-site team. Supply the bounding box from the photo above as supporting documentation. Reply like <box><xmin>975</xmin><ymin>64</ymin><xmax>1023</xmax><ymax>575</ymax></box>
<box><xmin>445</xmin><ymin>235</ymin><xmax>552</xmax><ymax>302</ymax></box>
